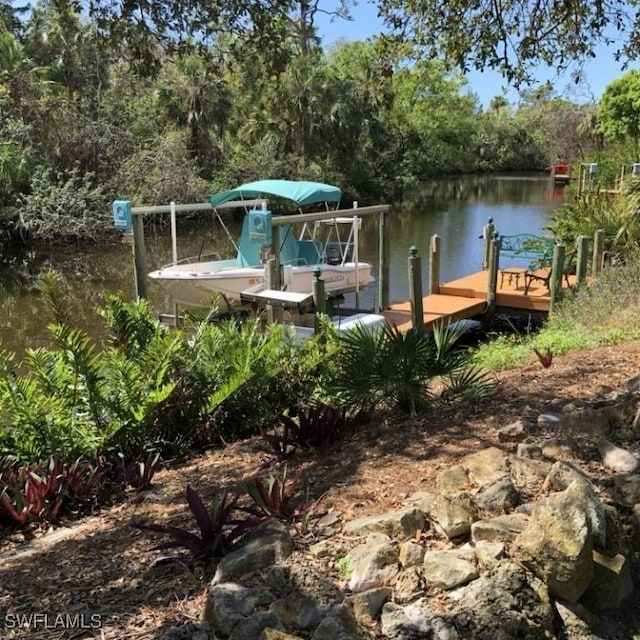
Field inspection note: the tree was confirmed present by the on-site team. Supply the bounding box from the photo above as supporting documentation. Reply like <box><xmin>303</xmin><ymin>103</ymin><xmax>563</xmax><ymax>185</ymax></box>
<box><xmin>597</xmin><ymin>70</ymin><xmax>640</xmax><ymax>158</ymax></box>
<box><xmin>378</xmin><ymin>0</ymin><xmax>640</xmax><ymax>86</ymax></box>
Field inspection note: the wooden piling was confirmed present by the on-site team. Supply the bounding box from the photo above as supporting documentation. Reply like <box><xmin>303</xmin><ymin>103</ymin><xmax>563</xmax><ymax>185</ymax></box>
<box><xmin>265</xmin><ymin>257</ymin><xmax>283</xmax><ymax>323</ymax></box>
<box><xmin>549</xmin><ymin>243</ymin><xmax>565</xmax><ymax>313</ymax></box>
<box><xmin>486</xmin><ymin>233</ymin><xmax>501</xmax><ymax>315</ymax></box>
<box><xmin>378</xmin><ymin>209</ymin><xmax>390</xmax><ymax>311</ymax></box>
<box><xmin>312</xmin><ymin>267</ymin><xmax>326</xmax><ymax>333</ymax></box>
<box><xmin>592</xmin><ymin>228</ymin><xmax>605</xmax><ymax>275</ymax></box>
<box><xmin>482</xmin><ymin>218</ymin><xmax>495</xmax><ymax>270</ymax></box>
<box><xmin>576</xmin><ymin>235</ymin><xmax>589</xmax><ymax>285</ymax></box>
<box><xmin>429</xmin><ymin>234</ymin><xmax>441</xmax><ymax>295</ymax></box>
<box><xmin>132</xmin><ymin>214</ymin><xmax>148</xmax><ymax>300</ymax></box>
<box><xmin>408</xmin><ymin>246</ymin><xmax>424</xmax><ymax>331</ymax></box>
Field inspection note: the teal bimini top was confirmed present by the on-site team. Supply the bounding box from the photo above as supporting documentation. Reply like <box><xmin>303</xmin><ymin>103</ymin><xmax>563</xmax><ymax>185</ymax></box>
<box><xmin>210</xmin><ymin>179</ymin><xmax>341</xmax><ymax>209</ymax></box>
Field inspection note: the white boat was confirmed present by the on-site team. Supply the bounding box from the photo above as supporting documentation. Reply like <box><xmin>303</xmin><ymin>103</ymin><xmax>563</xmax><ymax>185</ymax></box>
<box><xmin>148</xmin><ymin>180</ymin><xmax>374</xmax><ymax>309</ymax></box>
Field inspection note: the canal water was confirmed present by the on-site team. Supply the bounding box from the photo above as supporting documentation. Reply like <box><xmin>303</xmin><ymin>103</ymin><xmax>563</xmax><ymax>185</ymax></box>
<box><xmin>0</xmin><ymin>174</ymin><xmax>563</xmax><ymax>356</ymax></box>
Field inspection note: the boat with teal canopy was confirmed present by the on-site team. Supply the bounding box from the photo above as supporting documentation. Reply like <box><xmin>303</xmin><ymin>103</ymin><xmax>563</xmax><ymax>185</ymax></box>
<box><xmin>148</xmin><ymin>179</ymin><xmax>373</xmax><ymax>310</ymax></box>
<box><xmin>209</xmin><ymin>179</ymin><xmax>342</xmax><ymax>209</ymax></box>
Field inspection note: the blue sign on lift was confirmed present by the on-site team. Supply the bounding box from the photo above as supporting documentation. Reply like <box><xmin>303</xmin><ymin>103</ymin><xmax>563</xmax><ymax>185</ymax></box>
<box><xmin>112</xmin><ymin>200</ymin><xmax>132</xmax><ymax>231</ymax></box>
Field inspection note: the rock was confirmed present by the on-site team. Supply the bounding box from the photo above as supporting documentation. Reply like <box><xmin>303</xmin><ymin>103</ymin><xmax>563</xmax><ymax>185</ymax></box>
<box><xmin>516</xmin><ymin>442</ymin><xmax>545</xmax><ymax>459</ymax></box>
<box><xmin>561</xmin><ymin>407</ymin><xmax>611</xmax><ymax>437</ymax></box>
<box><xmin>608</xmin><ymin>474</ymin><xmax>640</xmax><ymax>506</ymax></box>
<box><xmin>537</xmin><ymin>412</ymin><xmax>564</xmax><ymax>430</ymax></box>
<box><xmin>204</xmin><ymin>583</ymin><xmax>274</xmax><ymax>636</ymax></box>
<box><xmin>398</xmin><ymin>541</ymin><xmax>425</xmax><ymax>567</ymax></box>
<box><xmin>423</xmin><ymin>544</ymin><xmax>478</xmax><ymax>590</ymax></box>
<box><xmin>342</xmin><ymin>508</ymin><xmax>426</xmax><ymax>539</ymax></box>
<box><xmin>580</xmin><ymin>551</ymin><xmax>633</xmax><ymax>612</ymax></box>
<box><xmin>430</xmin><ymin>491</ymin><xmax>478</xmax><ymax>539</ymax></box>
<box><xmin>513</xmin><ymin>486</ymin><xmax>594</xmax><ymax>602</ymax></box>
<box><xmin>403</xmin><ymin>490</ymin><xmax>437</xmax><ymax>515</ymax></box>
<box><xmin>541</xmin><ymin>438</ymin><xmax>576</xmax><ymax>460</ymax></box>
<box><xmin>543</xmin><ymin>460</ymin><xmax>592</xmax><ymax>492</ymax></box>
<box><xmin>228</xmin><ymin>612</ymin><xmax>285</xmax><ymax>640</ymax></box>
<box><xmin>345</xmin><ymin>587</ymin><xmax>392</xmax><ymax>623</ymax></box>
<box><xmin>460</xmin><ymin>447</ymin><xmax>510</xmax><ymax>485</ymax></box>
<box><xmin>259</xmin><ymin>631</ymin><xmax>303</xmax><ymax>640</ymax></box>
<box><xmin>597</xmin><ymin>439</ymin><xmax>639</xmax><ymax>474</ymax></box>
<box><xmin>264</xmin><ymin>565</ymin><xmax>343</xmax><ymax>610</ymax></box>
<box><xmin>346</xmin><ymin>535</ymin><xmax>399</xmax><ymax>593</ymax></box>
<box><xmin>448</xmin><ymin>562</ymin><xmax>556</xmax><ymax>640</ymax></box>
<box><xmin>157</xmin><ymin>623</ymin><xmax>215</xmax><ymax>640</ymax></box>
<box><xmin>310</xmin><ymin>604</ymin><xmax>366</xmax><ymax>640</ymax></box>
<box><xmin>470</xmin><ymin>513</ymin><xmax>529</xmax><ymax>543</ymax></box>
<box><xmin>554</xmin><ymin>601</ymin><xmax>600</xmax><ymax>638</ymax></box>
<box><xmin>510</xmin><ymin>455</ymin><xmax>552</xmax><ymax>491</ymax></box>
<box><xmin>436</xmin><ymin>465</ymin><xmax>471</xmax><ymax>492</ymax></box>
<box><xmin>474</xmin><ymin>477</ymin><xmax>520</xmax><ymax>515</ymax></box>
<box><xmin>213</xmin><ymin>521</ymin><xmax>293</xmax><ymax>584</ymax></box>
<box><xmin>380</xmin><ymin>600</ymin><xmax>461</xmax><ymax>640</ymax></box>
<box><xmin>269</xmin><ymin>592</ymin><xmax>324</xmax><ymax>630</ymax></box>
<box><xmin>626</xmin><ymin>372</ymin><xmax>640</xmax><ymax>392</ymax></box>
<box><xmin>497</xmin><ymin>420</ymin><xmax>529</xmax><ymax>443</ymax></box>
<box><xmin>473</xmin><ymin>541</ymin><xmax>505</xmax><ymax>569</ymax></box>
<box><xmin>564</xmin><ymin>479</ymin><xmax>607</xmax><ymax>550</ymax></box>
<box><xmin>394</xmin><ymin>567</ymin><xmax>424</xmax><ymax>603</ymax></box>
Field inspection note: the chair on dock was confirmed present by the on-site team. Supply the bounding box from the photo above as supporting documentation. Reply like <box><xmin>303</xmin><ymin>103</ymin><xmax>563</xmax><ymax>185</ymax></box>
<box><xmin>523</xmin><ymin>250</ymin><xmax>576</xmax><ymax>294</ymax></box>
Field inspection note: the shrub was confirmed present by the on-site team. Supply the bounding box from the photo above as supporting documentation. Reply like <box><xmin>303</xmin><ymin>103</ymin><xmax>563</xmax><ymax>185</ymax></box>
<box><xmin>17</xmin><ymin>167</ymin><xmax>111</xmax><ymax>242</ymax></box>
<box><xmin>330</xmin><ymin>321</ymin><xmax>492</xmax><ymax>416</ymax></box>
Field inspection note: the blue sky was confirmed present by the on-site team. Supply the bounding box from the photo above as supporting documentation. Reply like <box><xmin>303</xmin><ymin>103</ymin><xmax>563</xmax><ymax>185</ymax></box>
<box><xmin>314</xmin><ymin>1</ymin><xmax>638</xmax><ymax>107</ymax></box>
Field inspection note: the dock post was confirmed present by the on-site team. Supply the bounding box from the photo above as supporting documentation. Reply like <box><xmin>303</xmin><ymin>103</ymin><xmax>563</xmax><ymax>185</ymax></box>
<box><xmin>486</xmin><ymin>233</ymin><xmax>500</xmax><ymax>316</ymax></box>
<box><xmin>131</xmin><ymin>214</ymin><xmax>148</xmax><ymax>300</ymax></box>
<box><xmin>265</xmin><ymin>257</ymin><xmax>283</xmax><ymax>324</ymax></box>
<box><xmin>313</xmin><ymin>267</ymin><xmax>326</xmax><ymax>333</ymax></box>
<box><xmin>378</xmin><ymin>209</ymin><xmax>390</xmax><ymax>311</ymax></box>
<box><xmin>482</xmin><ymin>217</ymin><xmax>495</xmax><ymax>270</ymax></box>
<box><xmin>408</xmin><ymin>246</ymin><xmax>424</xmax><ymax>331</ymax></box>
<box><xmin>429</xmin><ymin>234</ymin><xmax>441</xmax><ymax>295</ymax></box>
<box><xmin>549</xmin><ymin>243</ymin><xmax>565</xmax><ymax>313</ymax></box>
<box><xmin>576</xmin><ymin>235</ymin><xmax>589</xmax><ymax>285</ymax></box>
<box><xmin>592</xmin><ymin>228</ymin><xmax>606</xmax><ymax>275</ymax></box>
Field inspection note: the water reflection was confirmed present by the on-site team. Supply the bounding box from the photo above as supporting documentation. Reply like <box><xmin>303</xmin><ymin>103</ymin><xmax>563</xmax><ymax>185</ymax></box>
<box><xmin>0</xmin><ymin>174</ymin><xmax>562</xmax><ymax>356</ymax></box>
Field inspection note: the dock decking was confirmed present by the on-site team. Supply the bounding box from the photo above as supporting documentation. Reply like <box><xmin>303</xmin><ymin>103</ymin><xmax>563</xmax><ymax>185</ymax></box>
<box><xmin>382</xmin><ymin>268</ymin><xmax>576</xmax><ymax>332</ymax></box>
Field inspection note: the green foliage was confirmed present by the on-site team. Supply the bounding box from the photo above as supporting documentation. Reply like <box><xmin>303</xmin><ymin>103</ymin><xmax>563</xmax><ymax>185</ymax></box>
<box><xmin>17</xmin><ymin>167</ymin><xmax>111</xmax><ymax>242</ymax></box>
<box><xmin>330</xmin><ymin>321</ymin><xmax>492</xmax><ymax>416</ymax></box>
<box><xmin>473</xmin><ymin>253</ymin><xmax>640</xmax><ymax>371</ymax></box>
<box><xmin>597</xmin><ymin>71</ymin><xmax>640</xmax><ymax>156</ymax></box>
<box><xmin>379</xmin><ymin>0</ymin><xmax>638</xmax><ymax>87</ymax></box>
<box><xmin>547</xmin><ymin>188</ymin><xmax>640</xmax><ymax>254</ymax></box>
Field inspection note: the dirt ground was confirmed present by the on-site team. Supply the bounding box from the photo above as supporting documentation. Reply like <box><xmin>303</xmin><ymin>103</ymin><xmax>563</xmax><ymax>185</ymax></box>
<box><xmin>1</xmin><ymin>340</ymin><xmax>640</xmax><ymax>639</ymax></box>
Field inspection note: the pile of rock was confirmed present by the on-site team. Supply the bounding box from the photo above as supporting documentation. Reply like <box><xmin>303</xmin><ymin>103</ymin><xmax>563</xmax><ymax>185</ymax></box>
<box><xmin>163</xmin><ymin>384</ymin><xmax>640</xmax><ymax>640</ymax></box>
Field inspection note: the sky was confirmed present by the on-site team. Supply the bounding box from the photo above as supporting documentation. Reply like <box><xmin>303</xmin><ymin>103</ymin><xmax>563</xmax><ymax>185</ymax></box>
<box><xmin>314</xmin><ymin>1</ymin><xmax>639</xmax><ymax>107</ymax></box>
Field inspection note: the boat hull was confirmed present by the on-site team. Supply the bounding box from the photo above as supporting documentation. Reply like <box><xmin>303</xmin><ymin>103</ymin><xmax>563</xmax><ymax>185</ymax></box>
<box><xmin>148</xmin><ymin>260</ymin><xmax>374</xmax><ymax>309</ymax></box>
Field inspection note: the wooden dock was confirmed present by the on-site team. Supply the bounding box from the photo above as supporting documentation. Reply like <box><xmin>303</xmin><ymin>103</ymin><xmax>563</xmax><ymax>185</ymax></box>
<box><xmin>382</xmin><ymin>268</ymin><xmax>577</xmax><ymax>333</ymax></box>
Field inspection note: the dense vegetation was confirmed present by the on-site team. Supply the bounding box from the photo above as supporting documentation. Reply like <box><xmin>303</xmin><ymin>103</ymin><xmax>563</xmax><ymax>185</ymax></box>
<box><xmin>0</xmin><ymin>1</ymin><xmax>612</xmax><ymax>245</ymax></box>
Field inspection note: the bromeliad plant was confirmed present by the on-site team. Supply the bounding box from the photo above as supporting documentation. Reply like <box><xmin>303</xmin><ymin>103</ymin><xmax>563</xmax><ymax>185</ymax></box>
<box><xmin>133</xmin><ymin>486</ymin><xmax>256</xmax><ymax>566</ymax></box>
<box><xmin>330</xmin><ymin>321</ymin><xmax>492</xmax><ymax>416</ymax></box>
<box><xmin>0</xmin><ymin>455</ymin><xmax>112</xmax><ymax>526</ymax></box>
<box><xmin>262</xmin><ymin>401</ymin><xmax>351</xmax><ymax>460</ymax></box>
<box><xmin>243</xmin><ymin>467</ymin><xmax>321</xmax><ymax>525</ymax></box>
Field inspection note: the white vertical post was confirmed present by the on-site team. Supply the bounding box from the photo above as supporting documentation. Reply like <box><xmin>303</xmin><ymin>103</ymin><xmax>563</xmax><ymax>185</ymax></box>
<box><xmin>170</xmin><ymin>201</ymin><xmax>178</xmax><ymax>265</ymax></box>
<box><xmin>170</xmin><ymin>201</ymin><xmax>179</xmax><ymax>326</ymax></box>
<box><xmin>353</xmin><ymin>201</ymin><xmax>359</xmax><ymax>310</ymax></box>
